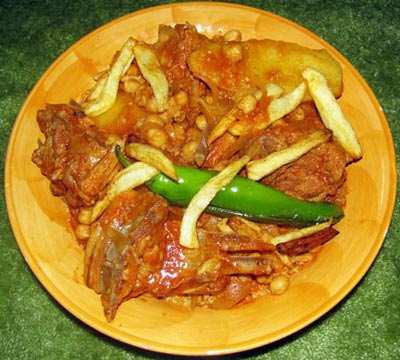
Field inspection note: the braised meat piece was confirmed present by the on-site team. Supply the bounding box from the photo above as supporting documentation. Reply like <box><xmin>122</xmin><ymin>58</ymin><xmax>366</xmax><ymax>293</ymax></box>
<box><xmin>254</xmin><ymin>103</ymin><xmax>351</xmax><ymax>206</ymax></box>
<box><xmin>84</xmin><ymin>190</ymin><xmax>287</xmax><ymax>321</ymax></box>
<box><xmin>32</xmin><ymin>104</ymin><xmax>122</xmax><ymax>207</ymax></box>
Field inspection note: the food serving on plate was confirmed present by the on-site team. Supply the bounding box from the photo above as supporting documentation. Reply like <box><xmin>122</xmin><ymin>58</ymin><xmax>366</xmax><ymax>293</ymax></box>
<box><xmin>31</xmin><ymin>24</ymin><xmax>362</xmax><ymax>322</ymax></box>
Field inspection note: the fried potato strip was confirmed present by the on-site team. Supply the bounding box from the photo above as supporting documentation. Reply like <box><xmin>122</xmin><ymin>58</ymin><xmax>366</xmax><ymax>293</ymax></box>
<box><xmin>268</xmin><ymin>221</ymin><xmax>332</xmax><ymax>246</ymax></box>
<box><xmin>247</xmin><ymin>131</ymin><xmax>330</xmax><ymax>180</ymax></box>
<box><xmin>90</xmin><ymin>162</ymin><xmax>159</xmax><ymax>222</ymax></box>
<box><xmin>126</xmin><ymin>143</ymin><xmax>178</xmax><ymax>180</ymax></box>
<box><xmin>302</xmin><ymin>67</ymin><xmax>362</xmax><ymax>159</ymax></box>
<box><xmin>83</xmin><ymin>38</ymin><xmax>136</xmax><ymax>117</ymax></box>
<box><xmin>179</xmin><ymin>155</ymin><xmax>250</xmax><ymax>249</ymax></box>
<box><xmin>208</xmin><ymin>107</ymin><xmax>237</xmax><ymax>145</ymax></box>
<box><xmin>134</xmin><ymin>44</ymin><xmax>169</xmax><ymax>112</ymax></box>
<box><xmin>85</xmin><ymin>74</ymin><xmax>107</xmax><ymax>102</ymax></box>
<box><xmin>208</xmin><ymin>91</ymin><xmax>262</xmax><ymax>144</ymax></box>
<box><xmin>268</xmin><ymin>81</ymin><xmax>307</xmax><ymax>123</ymax></box>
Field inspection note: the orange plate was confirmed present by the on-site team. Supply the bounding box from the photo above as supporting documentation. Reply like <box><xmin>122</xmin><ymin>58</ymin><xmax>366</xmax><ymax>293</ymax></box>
<box><xmin>4</xmin><ymin>2</ymin><xmax>397</xmax><ymax>356</ymax></box>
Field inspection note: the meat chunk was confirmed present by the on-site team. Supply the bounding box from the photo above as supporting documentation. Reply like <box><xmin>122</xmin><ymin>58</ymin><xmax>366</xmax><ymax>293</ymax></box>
<box><xmin>257</xmin><ymin>103</ymin><xmax>351</xmax><ymax>205</ymax></box>
<box><xmin>32</xmin><ymin>104</ymin><xmax>122</xmax><ymax>207</ymax></box>
<box><xmin>84</xmin><ymin>190</ymin><xmax>170</xmax><ymax>321</ymax></box>
<box><xmin>277</xmin><ymin>226</ymin><xmax>339</xmax><ymax>256</ymax></box>
<box><xmin>84</xmin><ymin>190</ymin><xmax>285</xmax><ymax>321</ymax></box>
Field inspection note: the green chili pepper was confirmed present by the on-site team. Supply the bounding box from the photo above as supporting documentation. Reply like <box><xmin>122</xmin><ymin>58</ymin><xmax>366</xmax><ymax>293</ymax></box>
<box><xmin>115</xmin><ymin>146</ymin><xmax>344</xmax><ymax>227</ymax></box>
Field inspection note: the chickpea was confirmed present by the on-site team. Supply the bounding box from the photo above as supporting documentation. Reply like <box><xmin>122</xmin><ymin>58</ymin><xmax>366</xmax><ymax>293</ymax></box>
<box><xmin>174</xmin><ymin>90</ymin><xmax>189</xmax><ymax>106</ymax></box>
<box><xmin>141</xmin><ymin>114</ymin><xmax>168</xmax><ymax>149</ymax></box>
<box><xmin>165</xmin><ymin>123</ymin><xmax>185</xmax><ymax>146</ymax></box>
<box><xmin>238</xmin><ymin>93</ymin><xmax>258</xmax><ymax>114</ymax></box>
<box><xmin>270</xmin><ymin>275</ymin><xmax>290</xmax><ymax>295</ymax></box>
<box><xmin>144</xmin><ymin>127</ymin><xmax>168</xmax><ymax>149</ymax></box>
<box><xmin>167</xmin><ymin>90</ymin><xmax>189</xmax><ymax>122</ymax></box>
<box><xmin>145</xmin><ymin>114</ymin><xmax>165</xmax><ymax>126</ymax></box>
<box><xmin>223</xmin><ymin>29</ymin><xmax>242</xmax><ymax>42</ymax></box>
<box><xmin>122</xmin><ymin>78</ymin><xmax>140</xmax><ymax>94</ymax></box>
<box><xmin>78</xmin><ymin>207</ymin><xmax>92</xmax><ymax>225</ymax></box>
<box><xmin>145</xmin><ymin>97</ymin><xmax>159</xmax><ymax>113</ymax></box>
<box><xmin>186</xmin><ymin>127</ymin><xmax>201</xmax><ymax>141</ymax></box>
<box><xmin>75</xmin><ymin>224</ymin><xmax>90</xmax><ymax>241</ymax></box>
<box><xmin>291</xmin><ymin>106</ymin><xmax>305</xmax><ymax>121</ymax></box>
<box><xmin>229</xmin><ymin>120</ymin><xmax>247</xmax><ymax>136</ymax></box>
<box><xmin>195</xmin><ymin>114</ymin><xmax>208</xmax><ymax>131</ymax></box>
<box><xmin>223</xmin><ymin>43</ymin><xmax>243</xmax><ymax>63</ymax></box>
<box><xmin>182</xmin><ymin>140</ymin><xmax>200</xmax><ymax>162</ymax></box>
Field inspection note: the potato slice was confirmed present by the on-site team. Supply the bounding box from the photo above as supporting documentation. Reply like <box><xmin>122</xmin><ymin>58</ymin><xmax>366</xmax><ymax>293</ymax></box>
<box><xmin>268</xmin><ymin>81</ymin><xmax>307</xmax><ymax>123</ymax></box>
<box><xmin>83</xmin><ymin>38</ymin><xmax>136</xmax><ymax>116</ymax></box>
<box><xmin>134</xmin><ymin>44</ymin><xmax>169</xmax><ymax>112</ymax></box>
<box><xmin>302</xmin><ymin>67</ymin><xmax>362</xmax><ymax>159</ymax></box>
<box><xmin>90</xmin><ymin>162</ymin><xmax>159</xmax><ymax>222</ymax></box>
<box><xmin>179</xmin><ymin>155</ymin><xmax>250</xmax><ymax>248</ymax></box>
<box><xmin>268</xmin><ymin>221</ymin><xmax>332</xmax><ymax>246</ymax></box>
<box><xmin>247</xmin><ymin>131</ymin><xmax>329</xmax><ymax>180</ymax></box>
<box><xmin>126</xmin><ymin>143</ymin><xmax>178</xmax><ymax>181</ymax></box>
<box><xmin>188</xmin><ymin>38</ymin><xmax>343</xmax><ymax>100</ymax></box>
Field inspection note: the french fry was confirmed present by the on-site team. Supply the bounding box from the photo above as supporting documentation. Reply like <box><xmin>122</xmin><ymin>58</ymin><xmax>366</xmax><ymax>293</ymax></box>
<box><xmin>302</xmin><ymin>67</ymin><xmax>362</xmax><ymax>159</ymax></box>
<box><xmin>268</xmin><ymin>221</ymin><xmax>332</xmax><ymax>246</ymax></box>
<box><xmin>83</xmin><ymin>38</ymin><xmax>136</xmax><ymax>116</ymax></box>
<box><xmin>208</xmin><ymin>107</ymin><xmax>238</xmax><ymax>145</ymax></box>
<box><xmin>268</xmin><ymin>81</ymin><xmax>307</xmax><ymax>123</ymax></box>
<box><xmin>208</xmin><ymin>92</ymin><xmax>261</xmax><ymax>143</ymax></box>
<box><xmin>126</xmin><ymin>143</ymin><xmax>178</xmax><ymax>181</ymax></box>
<box><xmin>247</xmin><ymin>131</ymin><xmax>329</xmax><ymax>180</ymax></box>
<box><xmin>90</xmin><ymin>162</ymin><xmax>159</xmax><ymax>222</ymax></box>
<box><xmin>84</xmin><ymin>73</ymin><xmax>107</xmax><ymax>102</ymax></box>
<box><xmin>179</xmin><ymin>155</ymin><xmax>250</xmax><ymax>248</ymax></box>
<box><xmin>134</xmin><ymin>44</ymin><xmax>169</xmax><ymax>112</ymax></box>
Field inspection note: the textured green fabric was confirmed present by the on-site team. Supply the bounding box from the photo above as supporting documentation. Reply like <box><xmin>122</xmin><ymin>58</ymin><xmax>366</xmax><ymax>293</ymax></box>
<box><xmin>1</xmin><ymin>0</ymin><xmax>399</xmax><ymax>359</ymax></box>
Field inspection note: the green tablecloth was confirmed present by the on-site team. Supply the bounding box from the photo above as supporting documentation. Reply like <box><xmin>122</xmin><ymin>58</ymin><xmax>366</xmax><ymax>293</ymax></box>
<box><xmin>1</xmin><ymin>1</ymin><xmax>399</xmax><ymax>359</ymax></box>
